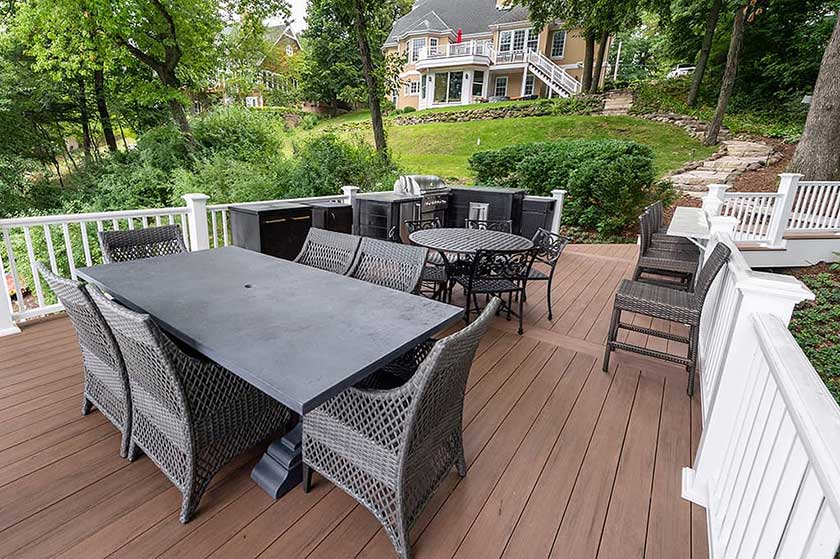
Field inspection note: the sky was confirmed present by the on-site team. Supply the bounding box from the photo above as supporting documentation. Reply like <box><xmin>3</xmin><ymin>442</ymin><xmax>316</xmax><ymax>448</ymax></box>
<box><xmin>266</xmin><ymin>0</ymin><xmax>309</xmax><ymax>32</ymax></box>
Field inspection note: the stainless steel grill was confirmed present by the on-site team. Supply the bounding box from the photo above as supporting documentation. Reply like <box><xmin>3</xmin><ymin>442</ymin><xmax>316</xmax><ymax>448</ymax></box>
<box><xmin>394</xmin><ymin>175</ymin><xmax>450</xmax><ymax>218</ymax></box>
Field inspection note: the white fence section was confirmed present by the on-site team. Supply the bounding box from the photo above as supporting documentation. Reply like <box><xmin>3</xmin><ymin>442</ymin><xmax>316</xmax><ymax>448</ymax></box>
<box><xmin>0</xmin><ymin>190</ymin><xmax>356</xmax><ymax>326</ymax></box>
<box><xmin>789</xmin><ymin>180</ymin><xmax>840</xmax><ymax>231</ymax></box>
<box><xmin>686</xmin><ymin>219</ymin><xmax>840</xmax><ymax>557</ymax></box>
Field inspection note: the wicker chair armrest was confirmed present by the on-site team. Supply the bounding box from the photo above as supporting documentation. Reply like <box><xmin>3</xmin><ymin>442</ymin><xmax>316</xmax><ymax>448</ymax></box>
<box><xmin>316</xmin><ymin>383</ymin><xmax>417</xmax><ymax>446</ymax></box>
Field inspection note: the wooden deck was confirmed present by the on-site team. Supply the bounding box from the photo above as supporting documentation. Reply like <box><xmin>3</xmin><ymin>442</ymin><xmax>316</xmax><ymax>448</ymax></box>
<box><xmin>0</xmin><ymin>244</ymin><xmax>708</xmax><ymax>559</ymax></box>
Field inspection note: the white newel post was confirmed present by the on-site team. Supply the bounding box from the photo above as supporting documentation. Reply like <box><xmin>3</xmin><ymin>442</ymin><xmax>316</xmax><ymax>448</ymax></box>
<box><xmin>550</xmin><ymin>190</ymin><xmax>566</xmax><ymax>235</ymax></box>
<box><xmin>765</xmin><ymin>172</ymin><xmax>801</xmax><ymax>247</ymax></box>
<box><xmin>683</xmin><ymin>238</ymin><xmax>814</xmax><ymax>507</ymax></box>
<box><xmin>182</xmin><ymin>193</ymin><xmax>210</xmax><ymax>252</ymax></box>
<box><xmin>702</xmin><ymin>183</ymin><xmax>729</xmax><ymax>219</ymax></box>
<box><xmin>0</xmin><ymin>290</ymin><xmax>20</xmax><ymax>337</ymax></box>
<box><xmin>343</xmin><ymin>185</ymin><xmax>360</xmax><ymax>204</ymax></box>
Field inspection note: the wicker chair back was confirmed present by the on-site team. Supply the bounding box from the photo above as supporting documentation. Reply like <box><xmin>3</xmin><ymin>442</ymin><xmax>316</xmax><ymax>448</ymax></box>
<box><xmin>348</xmin><ymin>237</ymin><xmax>428</xmax><ymax>293</ymax></box>
<box><xmin>693</xmin><ymin>243</ymin><xmax>731</xmax><ymax>305</ymax></box>
<box><xmin>294</xmin><ymin>228</ymin><xmax>361</xmax><ymax>275</ymax></box>
<box><xmin>98</xmin><ymin>225</ymin><xmax>188</xmax><ymax>264</ymax></box>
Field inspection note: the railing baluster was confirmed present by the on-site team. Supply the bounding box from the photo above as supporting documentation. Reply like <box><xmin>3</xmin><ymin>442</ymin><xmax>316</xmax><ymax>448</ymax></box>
<box><xmin>127</xmin><ymin>216</ymin><xmax>135</xmax><ymax>230</ymax></box>
<box><xmin>155</xmin><ymin>215</ymin><xmax>162</xmax><ymax>226</ymax></box>
<box><xmin>112</xmin><ymin>218</ymin><xmax>120</xmax><ymax>231</ymax></box>
<box><xmin>80</xmin><ymin>221</ymin><xmax>92</xmax><ymax>266</ymax></box>
<box><xmin>61</xmin><ymin>222</ymin><xmax>77</xmax><ymax>280</ymax></box>
<box><xmin>43</xmin><ymin>224</ymin><xmax>58</xmax><ymax>273</ymax></box>
<box><xmin>221</xmin><ymin>210</ymin><xmax>229</xmax><ymax>247</ymax></box>
<box><xmin>2</xmin><ymin>228</ymin><xmax>24</xmax><ymax>313</ymax></box>
<box><xmin>142</xmin><ymin>215</ymin><xmax>149</xmax><ymax>228</ymax></box>
<box><xmin>211</xmin><ymin>211</ymin><xmax>218</xmax><ymax>248</ymax></box>
<box><xmin>22</xmin><ymin>226</ymin><xmax>44</xmax><ymax>307</ymax></box>
<box><xmin>96</xmin><ymin>220</ymin><xmax>104</xmax><ymax>232</ymax></box>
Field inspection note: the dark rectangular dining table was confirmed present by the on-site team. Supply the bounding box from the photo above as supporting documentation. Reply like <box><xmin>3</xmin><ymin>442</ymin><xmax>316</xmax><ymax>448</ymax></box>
<box><xmin>77</xmin><ymin>246</ymin><xmax>462</xmax><ymax>498</ymax></box>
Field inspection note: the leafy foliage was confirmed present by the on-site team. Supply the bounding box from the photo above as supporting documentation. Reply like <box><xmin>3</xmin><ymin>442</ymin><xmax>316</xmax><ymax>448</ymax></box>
<box><xmin>469</xmin><ymin>139</ymin><xmax>666</xmax><ymax>235</ymax></box>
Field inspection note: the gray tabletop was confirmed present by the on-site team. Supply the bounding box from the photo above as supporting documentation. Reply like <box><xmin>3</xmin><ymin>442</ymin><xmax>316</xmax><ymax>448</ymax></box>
<box><xmin>409</xmin><ymin>228</ymin><xmax>533</xmax><ymax>254</ymax></box>
<box><xmin>77</xmin><ymin>246</ymin><xmax>462</xmax><ymax>414</ymax></box>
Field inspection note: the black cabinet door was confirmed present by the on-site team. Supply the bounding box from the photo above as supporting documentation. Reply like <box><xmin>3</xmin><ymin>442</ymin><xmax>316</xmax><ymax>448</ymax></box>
<box><xmin>261</xmin><ymin>213</ymin><xmax>312</xmax><ymax>260</ymax></box>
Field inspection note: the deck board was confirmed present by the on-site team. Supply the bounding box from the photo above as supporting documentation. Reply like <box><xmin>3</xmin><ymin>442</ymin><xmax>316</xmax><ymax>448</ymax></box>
<box><xmin>0</xmin><ymin>243</ymin><xmax>706</xmax><ymax>559</ymax></box>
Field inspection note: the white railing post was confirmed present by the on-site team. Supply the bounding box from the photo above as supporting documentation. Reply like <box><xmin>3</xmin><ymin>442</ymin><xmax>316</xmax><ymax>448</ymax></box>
<box><xmin>0</xmin><ymin>289</ymin><xmax>20</xmax><ymax>337</ymax></box>
<box><xmin>343</xmin><ymin>185</ymin><xmax>360</xmax><ymax>205</ymax></box>
<box><xmin>766</xmin><ymin>173</ymin><xmax>801</xmax><ymax>247</ymax></box>
<box><xmin>702</xmin><ymin>183</ymin><xmax>729</xmax><ymax>219</ymax></box>
<box><xmin>684</xmin><ymin>241</ymin><xmax>814</xmax><ymax>507</ymax></box>
<box><xmin>182</xmin><ymin>193</ymin><xmax>210</xmax><ymax>252</ymax></box>
<box><xmin>551</xmin><ymin>189</ymin><xmax>566</xmax><ymax>235</ymax></box>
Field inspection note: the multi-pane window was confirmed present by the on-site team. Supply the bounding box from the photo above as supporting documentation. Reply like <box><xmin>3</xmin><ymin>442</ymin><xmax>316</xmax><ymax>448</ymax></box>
<box><xmin>421</xmin><ymin>75</ymin><xmax>427</xmax><ymax>99</ymax></box>
<box><xmin>403</xmin><ymin>80</ymin><xmax>420</xmax><ymax>96</ymax></box>
<box><xmin>410</xmin><ymin>38</ymin><xmax>425</xmax><ymax>62</ymax></box>
<box><xmin>433</xmin><ymin>71</ymin><xmax>464</xmax><ymax>103</ymax></box>
<box><xmin>524</xmin><ymin>75</ymin><xmax>535</xmax><ymax>96</ymax></box>
<box><xmin>472</xmin><ymin>71</ymin><xmax>485</xmax><ymax>97</ymax></box>
<box><xmin>551</xmin><ymin>30</ymin><xmax>567</xmax><ymax>58</ymax></box>
<box><xmin>494</xmin><ymin>76</ymin><xmax>508</xmax><ymax>97</ymax></box>
<box><xmin>512</xmin><ymin>29</ymin><xmax>526</xmax><ymax>51</ymax></box>
<box><xmin>429</xmin><ymin>37</ymin><xmax>439</xmax><ymax>55</ymax></box>
<box><xmin>499</xmin><ymin>31</ymin><xmax>512</xmax><ymax>52</ymax></box>
<box><xmin>527</xmin><ymin>29</ymin><xmax>539</xmax><ymax>51</ymax></box>
<box><xmin>285</xmin><ymin>44</ymin><xmax>294</xmax><ymax>57</ymax></box>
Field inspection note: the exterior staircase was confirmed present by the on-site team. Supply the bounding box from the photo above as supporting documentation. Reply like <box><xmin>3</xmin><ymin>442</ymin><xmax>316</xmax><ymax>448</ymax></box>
<box><xmin>524</xmin><ymin>49</ymin><xmax>582</xmax><ymax>98</ymax></box>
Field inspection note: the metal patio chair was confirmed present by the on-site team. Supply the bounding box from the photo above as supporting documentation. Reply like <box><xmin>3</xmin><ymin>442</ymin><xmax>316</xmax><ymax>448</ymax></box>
<box><xmin>464</xmin><ymin>219</ymin><xmax>513</xmax><ymax>233</ymax></box>
<box><xmin>302</xmin><ymin>298</ymin><xmax>501</xmax><ymax>559</ymax></box>
<box><xmin>633</xmin><ymin>211</ymin><xmax>700</xmax><ymax>291</ymax></box>
<box><xmin>98</xmin><ymin>224</ymin><xmax>188</xmax><ymax>264</ymax></box>
<box><xmin>604</xmin><ymin>242</ymin><xmax>731</xmax><ymax>397</ymax></box>
<box><xmin>452</xmin><ymin>248</ymin><xmax>537</xmax><ymax>335</ymax></box>
<box><xmin>36</xmin><ymin>263</ymin><xmax>132</xmax><ymax>459</ymax></box>
<box><xmin>347</xmin><ymin>237</ymin><xmax>428</xmax><ymax>294</ymax></box>
<box><xmin>526</xmin><ymin>228</ymin><xmax>569</xmax><ymax>320</ymax></box>
<box><xmin>405</xmin><ymin>218</ymin><xmax>448</xmax><ymax>301</ymax></box>
<box><xmin>88</xmin><ymin>286</ymin><xmax>292</xmax><ymax>523</ymax></box>
<box><xmin>294</xmin><ymin>228</ymin><xmax>361</xmax><ymax>275</ymax></box>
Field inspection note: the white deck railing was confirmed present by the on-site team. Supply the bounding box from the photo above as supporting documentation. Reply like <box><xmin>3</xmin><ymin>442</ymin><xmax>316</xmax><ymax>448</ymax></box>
<box><xmin>418</xmin><ymin>41</ymin><xmax>495</xmax><ymax>61</ymax></box>
<box><xmin>687</xmin><ymin>218</ymin><xmax>840</xmax><ymax>557</ymax></box>
<box><xmin>704</xmin><ymin>174</ymin><xmax>840</xmax><ymax>248</ymax></box>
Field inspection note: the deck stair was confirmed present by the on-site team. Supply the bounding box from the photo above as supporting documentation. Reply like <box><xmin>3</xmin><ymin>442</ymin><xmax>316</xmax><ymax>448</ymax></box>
<box><xmin>524</xmin><ymin>49</ymin><xmax>581</xmax><ymax>98</ymax></box>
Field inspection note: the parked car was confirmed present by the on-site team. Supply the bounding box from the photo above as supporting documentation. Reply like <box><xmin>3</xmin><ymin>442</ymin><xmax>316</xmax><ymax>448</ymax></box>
<box><xmin>667</xmin><ymin>64</ymin><xmax>696</xmax><ymax>79</ymax></box>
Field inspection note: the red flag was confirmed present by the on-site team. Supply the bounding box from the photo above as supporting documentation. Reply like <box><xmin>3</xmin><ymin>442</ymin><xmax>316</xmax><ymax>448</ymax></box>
<box><xmin>456</xmin><ymin>28</ymin><xmax>463</xmax><ymax>43</ymax></box>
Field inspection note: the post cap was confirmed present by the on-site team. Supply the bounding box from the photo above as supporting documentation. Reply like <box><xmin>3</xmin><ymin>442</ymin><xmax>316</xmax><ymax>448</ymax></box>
<box><xmin>181</xmin><ymin>193</ymin><xmax>210</xmax><ymax>202</ymax></box>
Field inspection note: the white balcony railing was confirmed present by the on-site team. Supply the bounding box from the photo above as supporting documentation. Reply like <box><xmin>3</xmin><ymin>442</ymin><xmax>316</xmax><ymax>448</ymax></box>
<box><xmin>418</xmin><ymin>41</ymin><xmax>495</xmax><ymax>62</ymax></box>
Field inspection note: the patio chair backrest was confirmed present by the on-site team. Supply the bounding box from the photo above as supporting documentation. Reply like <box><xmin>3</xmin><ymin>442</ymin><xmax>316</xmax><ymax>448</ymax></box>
<box><xmin>294</xmin><ymin>228</ymin><xmax>361</xmax><ymax>275</ymax></box>
<box><xmin>638</xmin><ymin>211</ymin><xmax>654</xmax><ymax>253</ymax></box>
<box><xmin>693</xmin><ymin>242</ymin><xmax>731</xmax><ymax>307</ymax></box>
<box><xmin>399</xmin><ymin>297</ymin><xmax>501</xmax><ymax>519</ymax></box>
<box><xmin>464</xmin><ymin>219</ymin><xmax>513</xmax><ymax>233</ymax></box>
<box><xmin>36</xmin><ymin>262</ymin><xmax>129</xmax><ymax>403</ymax></box>
<box><xmin>88</xmin><ymin>285</ymin><xmax>193</xmax><ymax>453</ymax></box>
<box><xmin>98</xmin><ymin>225</ymin><xmax>188</xmax><ymax>264</ymax></box>
<box><xmin>531</xmin><ymin>228</ymin><xmax>569</xmax><ymax>266</ymax></box>
<box><xmin>347</xmin><ymin>237</ymin><xmax>428</xmax><ymax>293</ymax></box>
<box><xmin>647</xmin><ymin>201</ymin><xmax>665</xmax><ymax>230</ymax></box>
<box><xmin>466</xmin><ymin>248</ymin><xmax>537</xmax><ymax>290</ymax></box>
<box><xmin>405</xmin><ymin>218</ymin><xmax>442</xmax><ymax>234</ymax></box>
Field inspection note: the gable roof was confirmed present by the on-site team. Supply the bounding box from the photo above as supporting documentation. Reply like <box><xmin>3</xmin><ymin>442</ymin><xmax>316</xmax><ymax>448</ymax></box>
<box><xmin>385</xmin><ymin>0</ymin><xmax>531</xmax><ymax>45</ymax></box>
<box><xmin>264</xmin><ymin>24</ymin><xmax>300</xmax><ymax>49</ymax></box>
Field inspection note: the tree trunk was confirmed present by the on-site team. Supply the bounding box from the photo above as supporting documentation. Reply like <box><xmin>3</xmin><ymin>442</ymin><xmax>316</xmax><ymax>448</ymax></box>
<box><xmin>77</xmin><ymin>77</ymin><xmax>93</xmax><ymax>163</ymax></box>
<box><xmin>352</xmin><ymin>0</ymin><xmax>387</xmax><ymax>155</ymax></box>
<box><xmin>704</xmin><ymin>4</ymin><xmax>746</xmax><ymax>146</ymax></box>
<box><xmin>93</xmin><ymin>69</ymin><xmax>118</xmax><ymax>153</ymax></box>
<box><xmin>590</xmin><ymin>31</ymin><xmax>609</xmax><ymax>94</ymax></box>
<box><xmin>791</xmin><ymin>16</ymin><xmax>840</xmax><ymax>180</ymax></box>
<box><xmin>582</xmin><ymin>32</ymin><xmax>595</xmax><ymax>92</ymax></box>
<box><xmin>117</xmin><ymin>119</ymin><xmax>129</xmax><ymax>151</ymax></box>
<box><xmin>689</xmin><ymin>0</ymin><xmax>722</xmax><ymax>107</ymax></box>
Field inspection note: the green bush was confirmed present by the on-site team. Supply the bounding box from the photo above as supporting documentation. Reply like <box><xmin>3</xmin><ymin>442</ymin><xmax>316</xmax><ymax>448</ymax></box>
<box><xmin>402</xmin><ymin>106</ymin><xmax>416</xmax><ymax>113</ymax></box>
<box><xmin>192</xmin><ymin>106</ymin><xmax>283</xmax><ymax>161</ymax></box>
<box><xmin>300</xmin><ymin>113</ymin><xmax>321</xmax><ymax>130</ymax></box>
<box><xmin>469</xmin><ymin>139</ymin><xmax>659</xmax><ymax>235</ymax></box>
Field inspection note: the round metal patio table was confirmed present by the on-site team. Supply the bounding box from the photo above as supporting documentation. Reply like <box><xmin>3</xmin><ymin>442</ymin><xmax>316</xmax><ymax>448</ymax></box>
<box><xmin>409</xmin><ymin>228</ymin><xmax>533</xmax><ymax>254</ymax></box>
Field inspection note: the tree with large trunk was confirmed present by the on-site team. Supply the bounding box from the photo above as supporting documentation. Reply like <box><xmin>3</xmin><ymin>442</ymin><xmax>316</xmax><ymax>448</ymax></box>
<box><xmin>688</xmin><ymin>0</ymin><xmax>722</xmax><ymax>107</ymax></box>
<box><xmin>352</xmin><ymin>0</ymin><xmax>387</xmax><ymax>154</ymax></box>
<box><xmin>791</xmin><ymin>15</ymin><xmax>840</xmax><ymax>180</ymax></box>
<box><xmin>581</xmin><ymin>32</ymin><xmax>596</xmax><ymax>92</ymax></box>
<box><xmin>93</xmin><ymin>69</ymin><xmax>118</xmax><ymax>153</ymax></box>
<box><xmin>590</xmin><ymin>30</ymin><xmax>609</xmax><ymax>93</ymax></box>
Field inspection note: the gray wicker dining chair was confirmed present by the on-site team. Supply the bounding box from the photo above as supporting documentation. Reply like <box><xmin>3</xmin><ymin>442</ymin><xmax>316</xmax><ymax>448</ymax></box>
<box><xmin>464</xmin><ymin>219</ymin><xmax>513</xmax><ymax>233</ymax></box>
<box><xmin>302</xmin><ymin>298</ymin><xmax>501</xmax><ymax>559</ymax></box>
<box><xmin>646</xmin><ymin>201</ymin><xmax>699</xmax><ymax>250</ymax></box>
<box><xmin>88</xmin><ymin>286</ymin><xmax>292</xmax><ymax>523</ymax></box>
<box><xmin>294</xmin><ymin>228</ymin><xmax>361</xmax><ymax>275</ymax></box>
<box><xmin>604</xmin><ymin>242</ymin><xmax>731</xmax><ymax>397</ymax></box>
<box><xmin>633</xmin><ymin>211</ymin><xmax>700</xmax><ymax>291</ymax></box>
<box><xmin>98</xmin><ymin>224</ymin><xmax>188</xmax><ymax>264</ymax></box>
<box><xmin>347</xmin><ymin>237</ymin><xmax>428</xmax><ymax>293</ymax></box>
<box><xmin>36</xmin><ymin>263</ymin><xmax>132</xmax><ymax>458</ymax></box>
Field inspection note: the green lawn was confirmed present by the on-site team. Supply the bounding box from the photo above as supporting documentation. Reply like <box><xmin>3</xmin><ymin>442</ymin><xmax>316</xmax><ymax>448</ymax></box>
<box><xmin>383</xmin><ymin>115</ymin><xmax>715</xmax><ymax>181</ymax></box>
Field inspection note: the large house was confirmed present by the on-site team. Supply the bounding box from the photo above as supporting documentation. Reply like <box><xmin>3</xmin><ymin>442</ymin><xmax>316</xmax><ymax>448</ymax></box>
<box><xmin>384</xmin><ymin>0</ymin><xmax>609</xmax><ymax>110</ymax></box>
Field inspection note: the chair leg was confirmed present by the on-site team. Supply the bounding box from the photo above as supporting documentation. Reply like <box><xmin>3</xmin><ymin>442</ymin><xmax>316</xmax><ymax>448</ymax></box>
<box><xmin>464</xmin><ymin>290</ymin><xmax>472</xmax><ymax>324</ymax></box>
<box><xmin>303</xmin><ymin>463</ymin><xmax>313</xmax><ymax>493</ymax></box>
<box><xmin>546</xmin><ymin>276</ymin><xmax>554</xmax><ymax>321</ymax></box>
<box><xmin>127</xmin><ymin>440</ymin><xmax>141</xmax><ymax>462</ymax></box>
<box><xmin>603</xmin><ymin>306</ymin><xmax>621</xmax><ymax>372</ymax></box>
<box><xmin>518</xmin><ymin>293</ymin><xmax>524</xmax><ymax>335</ymax></box>
<box><xmin>455</xmin><ymin>432</ymin><xmax>467</xmax><ymax>478</ymax></box>
<box><xmin>119</xmin><ymin>429</ymin><xmax>130</xmax><ymax>459</ymax></box>
<box><xmin>507</xmin><ymin>292</ymin><xmax>512</xmax><ymax>321</ymax></box>
<box><xmin>82</xmin><ymin>397</ymin><xmax>93</xmax><ymax>416</ymax></box>
<box><xmin>687</xmin><ymin>324</ymin><xmax>700</xmax><ymax>397</ymax></box>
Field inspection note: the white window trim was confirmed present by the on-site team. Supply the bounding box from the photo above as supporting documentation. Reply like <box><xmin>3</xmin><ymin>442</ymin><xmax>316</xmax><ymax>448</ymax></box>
<box><xmin>409</xmin><ymin>81</ymin><xmax>420</xmax><ymax>96</ymax></box>
<box><xmin>285</xmin><ymin>44</ymin><xmax>294</xmax><ymax>57</ymax></box>
<box><xmin>499</xmin><ymin>28</ymin><xmax>538</xmax><ymax>53</ymax></box>
<box><xmin>472</xmin><ymin>70</ymin><xmax>485</xmax><ymax>97</ymax></box>
<box><xmin>494</xmin><ymin>76</ymin><xmax>508</xmax><ymax>97</ymax></box>
<box><xmin>524</xmin><ymin>75</ymin><xmax>535</xmax><ymax>96</ymax></box>
<box><xmin>551</xmin><ymin>30</ymin><xmax>567</xmax><ymax>59</ymax></box>
<box><xmin>409</xmin><ymin>38</ymin><xmax>426</xmax><ymax>63</ymax></box>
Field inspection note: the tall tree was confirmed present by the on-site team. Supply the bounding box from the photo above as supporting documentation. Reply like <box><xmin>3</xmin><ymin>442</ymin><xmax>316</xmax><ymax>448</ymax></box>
<box><xmin>791</xmin><ymin>15</ymin><xmax>840</xmax><ymax>180</ymax></box>
<box><xmin>687</xmin><ymin>0</ymin><xmax>722</xmax><ymax>107</ymax></box>
<box><xmin>703</xmin><ymin>0</ymin><xmax>765</xmax><ymax>145</ymax></box>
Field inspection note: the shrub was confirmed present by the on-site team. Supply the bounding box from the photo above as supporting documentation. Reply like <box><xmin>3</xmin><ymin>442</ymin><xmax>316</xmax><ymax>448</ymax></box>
<box><xmin>170</xmin><ymin>155</ymin><xmax>291</xmax><ymax>205</ymax></box>
<box><xmin>300</xmin><ymin>113</ymin><xmax>321</xmax><ymax>130</ymax></box>
<box><xmin>192</xmin><ymin>106</ymin><xmax>283</xmax><ymax>161</ymax></box>
<box><xmin>469</xmin><ymin>139</ymin><xmax>658</xmax><ymax>235</ymax></box>
<box><xmin>402</xmin><ymin>106</ymin><xmax>416</xmax><ymax>113</ymax></box>
<box><xmin>134</xmin><ymin>124</ymin><xmax>189</xmax><ymax>172</ymax></box>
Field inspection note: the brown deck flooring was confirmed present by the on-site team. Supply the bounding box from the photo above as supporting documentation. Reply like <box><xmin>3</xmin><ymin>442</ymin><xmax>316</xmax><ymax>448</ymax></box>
<box><xmin>0</xmin><ymin>244</ymin><xmax>707</xmax><ymax>559</ymax></box>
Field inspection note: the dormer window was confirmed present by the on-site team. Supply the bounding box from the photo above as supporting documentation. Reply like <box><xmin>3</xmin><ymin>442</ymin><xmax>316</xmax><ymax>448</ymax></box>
<box><xmin>285</xmin><ymin>44</ymin><xmax>294</xmax><ymax>57</ymax></box>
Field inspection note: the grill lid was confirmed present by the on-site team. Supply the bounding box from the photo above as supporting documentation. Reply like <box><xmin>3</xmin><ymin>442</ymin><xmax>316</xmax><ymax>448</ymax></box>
<box><xmin>394</xmin><ymin>175</ymin><xmax>448</xmax><ymax>196</ymax></box>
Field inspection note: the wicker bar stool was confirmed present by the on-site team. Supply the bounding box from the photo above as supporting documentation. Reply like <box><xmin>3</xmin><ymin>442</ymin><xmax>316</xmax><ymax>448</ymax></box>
<box><xmin>347</xmin><ymin>237</ymin><xmax>428</xmax><ymax>293</ymax></box>
<box><xmin>302</xmin><ymin>298</ymin><xmax>501</xmax><ymax>559</ymax></box>
<box><xmin>646</xmin><ymin>201</ymin><xmax>699</xmax><ymax>250</ymax></box>
<box><xmin>36</xmin><ymin>263</ymin><xmax>132</xmax><ymax>458</ymax></box>
<box><xmin>633</xmin><ymin>212</ymin><xmax>700</xmax><ymax>291</ymax></box>
<box><xmin>526</xmin><ymin>228</ymin><xmax>569</xmax><ymax>320</ymax></box>
<box><xmin>98</xmin><ymin>225</ymin><xmax>188</xmax><ymax>264</ymax></box>
<box><xmin>464</xmin><ymin>219</ymin><xmax>513</xmax><ymax>233</ymax></box>
<box><xmin>604</xmin><ymin>243</ymin><xmax>731</xmax><ymax>396</ymax></box>
<box><xmin>88</xmin><ymin>286</ymin><xmax>292</xmax><ymax>523</ymax></box>
<box><xmin>294</xmin><ymin>228</ymin><xmax>361</xmax><ymax>275</ymax></box>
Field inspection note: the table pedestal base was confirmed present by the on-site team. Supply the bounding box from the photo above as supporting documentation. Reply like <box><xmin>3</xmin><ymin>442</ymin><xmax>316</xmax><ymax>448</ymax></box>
<box><xmin>251</xmin><ymin>422</ymin><xmax>302</xmax><ymax>499</ymax></box>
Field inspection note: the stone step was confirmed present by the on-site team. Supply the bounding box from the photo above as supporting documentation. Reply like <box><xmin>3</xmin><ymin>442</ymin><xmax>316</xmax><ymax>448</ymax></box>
<box><xmin>723</xmin><ymin>140</ymin><xmax>773</xmax><ymax>158</ymax></box>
